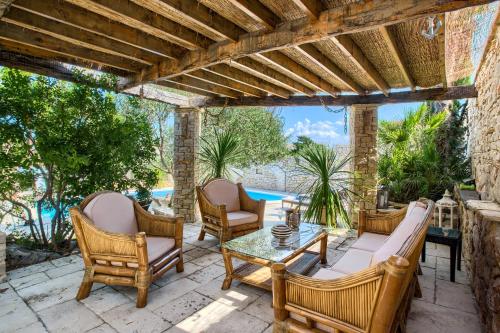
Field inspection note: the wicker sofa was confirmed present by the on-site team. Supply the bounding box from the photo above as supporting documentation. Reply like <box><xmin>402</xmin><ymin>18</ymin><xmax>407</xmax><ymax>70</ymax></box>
<box><xmin>271</xmin><ymin>199</ymin><xmax>434</xmax><ymax>333</ymax></box>
<box><xmin>196</xmin><ymin>178</ymin><xmax>266</xmax><ymax>244</ymax></box>
<box><xmin>70</xmin><ymin>191</ymin><xmax>184</xmax><ymax>308</ymax></box>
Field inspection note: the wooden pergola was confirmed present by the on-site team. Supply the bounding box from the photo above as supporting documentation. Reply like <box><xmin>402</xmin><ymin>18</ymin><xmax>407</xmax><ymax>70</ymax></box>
<box><xmin>0</xmin><ymin>0</ymin><xmax>494</xmax><ymax>107</ymax></box>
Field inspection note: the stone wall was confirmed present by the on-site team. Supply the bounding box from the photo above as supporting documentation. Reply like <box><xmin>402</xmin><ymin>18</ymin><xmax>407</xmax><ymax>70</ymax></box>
<box><xmin>0</xmin><ymin>232</ymin><xmax>5</xmax><ymax>282</ymax></box>
<box><xmin>455</xmin><ymin>188</ymin><xmax>499</xmax><ymax>333</ymax></box>
<box><xmin>468</xmin><ymin>26</ymin><xmax>500</xmax><ymax>203</ymax></box>
<box><xmin>349</xmin><ymin>104</ymin><xmax>378</xmax><ymax>225</ymax></box>
<box><xmin>173</xmin><ymin>108</ymin><xmax>200</xmax><ymax>223</ymax></box>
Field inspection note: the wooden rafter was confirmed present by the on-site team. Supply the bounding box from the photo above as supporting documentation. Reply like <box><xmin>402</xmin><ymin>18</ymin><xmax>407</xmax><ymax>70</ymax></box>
<box><xmin>230</xmin><ymin>57</ymin><xmax>315</xmax><ymax>96</ymax></box>
<box><xmin>166</xmin><ymin>76</ymin><xmax>243</xmax><ymax>99</ymax></box>
<box><xmin>121</xmin><ymin>0</ymin><xmax>489</xmax><ymax>90</ymax></box>
<box><xmin>204</xmin><ymin>86</ymin><xmax>478</xmax><ymax>107</ymax></box>
<box><xmin>227</xmin><ymin>0</ymin><xmax>279</xmax><ymax>31</ymax></box>
<box><xmin>378</xmin><ymin>25</ymin><xmax>416</xmax><ymax>91</ymax></box>
<box><xmin>186</xmin><ymin>70</ymin><xmax>266</xmax><ymax>97</ymax></box>
<box><xmin>0</xmin><ymin>21</ymin><xmax>142</xmax><ymax>72</ymax></box>
<box><xmin>65</xmin><ymin>0</ymin><xmax>212</xmax><ymax>50</ymax></box>
<box><xmin>0</xmin><ymin>0</ymin><xmax>14</xmax><ymax>17</ymax></box>
<box><xmin>13</xmin><ymin>0</ymin><xmax>181</xmax><ymax>59</ymax></box>
<box><xmin>290</xmin><ymin>0</ymin><xmax>321</xmax><ymax>20</ymax></box>
<box><xmin>155</xmin><ymin>80</ymin><xmax>217</xmax><ymax>98</ymax></box>
<box><xmin>206</xmin><ymin>64</ymin><xmax>290</xmax><ymax>99</ymax></box>
<box><xmin>2</xmin><ymin>7</ymin><xmax>160</xmax><ymax>65</ymax></box>
<box><xmin>256</xmin><ymin>52</ymin><xmax>339</xmax><ymax>96</ymax></box>
<box><xmin>129</xmin><ymin>0</ymin><xmax>243</xmax><ymax>42</ymax></box>
<box><xmin>331</xmin><ymin>35</ymin><xmax>390</xmax><ymax>96</ymax></box>
<box><xmin>295</xmin><ymin>43</ymin><xmax>365</xmax><ymax>94</ymax></box>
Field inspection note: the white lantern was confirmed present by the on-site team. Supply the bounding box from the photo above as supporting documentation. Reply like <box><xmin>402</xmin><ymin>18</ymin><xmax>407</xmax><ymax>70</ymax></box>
<box><xmin>435</xmin><ymin>189</ymin><xmax>458</xmax><ymax>228</ymax></box>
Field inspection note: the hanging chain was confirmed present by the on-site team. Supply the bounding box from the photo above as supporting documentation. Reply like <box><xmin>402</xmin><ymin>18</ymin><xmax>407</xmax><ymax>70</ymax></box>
<box><xmin>319</xmin><ymin>96</ymin><xmax>348</xmax><ymax>134</ymax></box>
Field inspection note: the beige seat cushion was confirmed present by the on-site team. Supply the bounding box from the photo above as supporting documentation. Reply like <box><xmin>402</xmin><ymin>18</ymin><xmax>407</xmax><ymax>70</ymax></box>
<box><xmin>371</xmin><ymin>203</ymin><xmax>427</xmax><ymax>264</ymax></box>
<box><xmin>331</xmin><ymin>248</ymin><xmax>373</xmax><ymax>274</ymax></box>
<box><xmin>96</xmin><ymin>236</ymin><xmax>175</xmax><ymax>267</ymax></box>
<box><xmin>227</xmin><ymin>211</ymin><xmax>258</xmax><ymax>227</ymax></box>
<box><xmin>83</xmin><ymin>192</ymin><xmax>138</xmax><ymax>235</ymax></box>
<box><xmin>203</xmin><ymin>179</ymin><xmax>240</xmax><ymax>212</ymax></box>
<box><xmin>351</xmin><ymin>232</ymin><xmax>389</xmax><ymax>252</ymax></box>
<box><xmin>312</xmin><ymin>268</ymin><xmax>347</xmax><ymax>280</ymax></box>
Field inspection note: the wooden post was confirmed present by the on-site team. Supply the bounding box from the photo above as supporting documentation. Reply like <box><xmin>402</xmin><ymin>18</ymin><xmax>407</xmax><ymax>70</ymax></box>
<box><xmin>175</xmin><ymin>216</ymin><xmax>184</xmax><ymax>273</ymax></box>
<box><xmin>358</xmin><ymin>209</ymin><xmax>367</xmax><ymax>237</ymax></box>
<box><xmin>135</xmin><ymin>232</ymin><xmax>150</xmax><ymax>308</ymax></box>
<box><xmin>221</xmin><ymin>247</ymin><xmax>233</xmax><ymax>290</ymax></box>
<box><xmin>271</xmin><ymin>263</ymin><xmax>288</xmax><ymax>327</ymax></box>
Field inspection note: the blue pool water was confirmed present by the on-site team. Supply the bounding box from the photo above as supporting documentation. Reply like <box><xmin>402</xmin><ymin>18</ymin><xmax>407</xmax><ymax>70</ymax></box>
<box><xmin>152</xmin><ymin>188</ymin><xmax>286</xmax><ymax>201</ymax></box>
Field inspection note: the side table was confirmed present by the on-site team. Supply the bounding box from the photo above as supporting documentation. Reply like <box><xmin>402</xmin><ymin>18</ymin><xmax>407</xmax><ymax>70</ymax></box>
<box><xmin>421</xmin><ymin>226</ymin><xmax>462</xmax><ymax>282</ymax></box>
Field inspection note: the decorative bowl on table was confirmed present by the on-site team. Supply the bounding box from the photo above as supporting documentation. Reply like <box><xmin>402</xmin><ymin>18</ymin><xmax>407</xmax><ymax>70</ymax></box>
<box><xmin>271</xmin><ymin>224</ymin><xmax>292</xmax><ymax>245</ymax></box>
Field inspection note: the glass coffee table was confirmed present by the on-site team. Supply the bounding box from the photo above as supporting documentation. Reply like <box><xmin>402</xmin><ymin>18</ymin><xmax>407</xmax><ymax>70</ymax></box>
<box><xmin>221</xmin><ymin>223</ymin><xmax>327</xmax><ymax>291</ymax></box>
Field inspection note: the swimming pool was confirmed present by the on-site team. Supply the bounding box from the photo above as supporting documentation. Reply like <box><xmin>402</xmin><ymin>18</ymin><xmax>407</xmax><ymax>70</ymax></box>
<box><xmin>152</xmin><ymin>188</ymin><xmax>287</xmax><ymax>201</ymax></box>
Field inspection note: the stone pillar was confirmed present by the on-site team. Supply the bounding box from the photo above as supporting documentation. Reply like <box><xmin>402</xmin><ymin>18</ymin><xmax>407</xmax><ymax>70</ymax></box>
<box><xmin>349</xmin><ymin>104</ymin><xmax>378</xmax><ymax>227</ymax></box>
<box><xmin>173</xmin><ymin>107</ymin><xmax>201</xmax><ymax>223</ymax></box>
<box><xmin>0</xmin><ymin>232</ymin><xmax>6</xmax><ymax>282</ymax></box>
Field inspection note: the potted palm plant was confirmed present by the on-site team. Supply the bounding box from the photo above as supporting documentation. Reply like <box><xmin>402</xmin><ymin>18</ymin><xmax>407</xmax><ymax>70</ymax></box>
<box><xmin>199</xmin><ymin>129</ymin><xmax>242</xmax><ymax>183</ymax></box>
<box><xmin>295</xmin><ymin>144</ymin><xmax>355</xmax><ymax>229</ymax></box>
<box><xmin>136</xmin><ymin>187</ymin><xmax>153</xmax><ymax>211</ymax></box>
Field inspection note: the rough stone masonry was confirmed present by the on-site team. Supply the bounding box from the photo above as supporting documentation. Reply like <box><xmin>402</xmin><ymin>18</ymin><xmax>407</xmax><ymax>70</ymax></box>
<box><xmin>0</xmin><ymin>231</ymin><xmax>6</xmax><ymax>282</ymax></box>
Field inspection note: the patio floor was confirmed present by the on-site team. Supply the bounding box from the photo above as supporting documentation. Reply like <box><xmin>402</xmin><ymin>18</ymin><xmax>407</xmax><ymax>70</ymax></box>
<box><xmin>0</xmin><ymin>203</ymin><xmax>481</xmax><ymax>333</ymax></box>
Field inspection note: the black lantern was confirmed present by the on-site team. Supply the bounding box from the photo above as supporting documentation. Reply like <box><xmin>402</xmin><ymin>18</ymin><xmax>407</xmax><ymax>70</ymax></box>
<box><xmin>377</xmin><ymin>185</ymin><xmax>389</xmax><ymax>209</ymax></box>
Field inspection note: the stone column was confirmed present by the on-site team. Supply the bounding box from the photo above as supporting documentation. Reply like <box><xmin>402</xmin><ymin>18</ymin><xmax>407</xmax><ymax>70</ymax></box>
<box><xmin>0</xmin><ymin>232</ymin><xmax>6</xmax><ymax>282</ymax></box>
<box><xmin>349</xmin><ymin>104</ymin><xmax>379</xmax><ymax>227</ymax></box>
<box><xmin>173</xmin><ymin>107</ymin><xmax>201</xmax><ymax>223</ymax></box>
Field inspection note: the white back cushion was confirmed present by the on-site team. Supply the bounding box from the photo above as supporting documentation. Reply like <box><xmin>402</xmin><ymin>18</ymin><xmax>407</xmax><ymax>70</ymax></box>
<box><xmin>371</xmin><ymin>203</ymin><xmax>427</xmax><ymax>264</ymax></box>
<box><xmin>83</xmin><ymin>192</ymin><xmax>138</xmax><ymax>235</ymax></box>
<box><xmin>203</xmin><ymin>179</ymin><xmax>240</xmax><ymax>212</ymax></box>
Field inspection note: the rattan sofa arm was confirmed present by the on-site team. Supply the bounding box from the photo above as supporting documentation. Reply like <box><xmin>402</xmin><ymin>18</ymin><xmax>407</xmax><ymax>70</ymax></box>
<box><xmin>358</xmin><ymin>206</ymin><xmax>408</xmax><ymax>237</ymax></box>
<box><xmin>134</xmin><ymin>202</ymin><xmax>182</xmax><ymax>239</ymax></box>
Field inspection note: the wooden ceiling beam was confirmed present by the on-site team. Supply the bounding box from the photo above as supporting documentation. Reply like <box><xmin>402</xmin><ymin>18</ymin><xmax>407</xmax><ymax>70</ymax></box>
<box><xmin>155</xmin><ymin>80</ymin><xmax>217</xmax><ymax>98</ymax></box>
<box><xmin>378</xmin><ymin>26</ymin><xmax>415</xmax><ymax>91</ymax></box>
<box><xmin>130</xmin><ymin>0</ymin><xmax>244</xmax><ymax>41</ymax></box>
<box><xmin>13</xmin><ymin>0</ymin><xmax>181</xmax><ymax>59</ymax></box>
<box><xmin>165</xmin><ymin>76</ymin><xmax>243</xmax><ymax>99</ymax></box>
<box><xmin>206</xmin><ymin>64</ymin><xmax>291</xmax><ymax>99</ymax></box>
<box><xmin>331</xmin><ymin>35</ymin><xmax>390</xmax><ymax>96</ymax></box>
<box><xmin>121</xmin><ymin>0</ymin><xmax>491</xmax><ymax>89</ymax></box>
<box><xmin>204</xmin><ymin>85</ymin><xmax>478</xmax><ymax>107</ymax></box>
<box><xmin>0</xmin><ymin>22</ymin><xmax>142</xmax><ymax>72</ymax></box>
<box><xmin>65</xmin><ymin>0</ymin><xmax>212</xmax><ymax>50</ymax></box>
<box><xmin>295</xmin><ymin>43</ymin><xmax>365</xmax><ymax>94</ymax></box>
<box><xmin>230</xmin><ymin>57</ymin><xmax>314</xmax><ymax>96</ymax></box>
<box><xmin>227</xmin><ymin>0</ymin><xmax>279</xmax><ymax>31</ymax></box>
<box><xmin>256</xmin><ymin>52</ymin><xmax>339</xmax><ymax>96</ymax></box>
<box><xmin>290</xmin><ymin>0</ymin><xmax>322</xmax><ymax>20</ymax></box>
<box><xmin>2</xmin><ymin>7</ymin><xmax>161</xmax><ymax>66</ymax></box>
<box><xmin>186</xmin><ymin>70</ymin><xmax>266</xmax><ymax>97</ymax></box>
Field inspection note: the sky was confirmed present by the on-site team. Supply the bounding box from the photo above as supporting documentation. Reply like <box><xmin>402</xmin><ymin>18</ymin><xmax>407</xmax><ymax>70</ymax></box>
<box><xmin>280</xmin><ymin>102</ymin><xmax>421</xmax><ymax>146</ymax></box>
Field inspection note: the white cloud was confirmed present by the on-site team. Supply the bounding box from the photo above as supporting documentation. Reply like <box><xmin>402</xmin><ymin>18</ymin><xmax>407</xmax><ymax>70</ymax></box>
<box><xmin>334</xmin><ymin>120</ymin><xmax>345</xmax><ymax>126</ymax></box>
<box><xmin>286</xmin><ymin>118</ymin><xmax>341</xmax><ymax>144</ymax></box>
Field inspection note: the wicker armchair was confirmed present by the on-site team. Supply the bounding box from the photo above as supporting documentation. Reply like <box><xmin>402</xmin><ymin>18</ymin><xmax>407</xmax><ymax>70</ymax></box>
<box><xmin>69</xmin><ymin>191</ymin><xmax>184</xmax><ymax>308</ymax></box>
<box><xmin>271</xmin><ymin>199</ymin><xmax>434</xmax><ymax>333</ymax></box>
<box><xmin>196</xmin><ymin>178</ymin><xmax>265</xmax><ymax>244</ymax></box>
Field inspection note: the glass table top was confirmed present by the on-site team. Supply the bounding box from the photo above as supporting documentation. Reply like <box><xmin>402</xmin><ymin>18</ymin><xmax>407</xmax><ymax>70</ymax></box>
<box><xmin>222</xmin><ymin>223</ymin><xmax>325</xmax><ymax>263</ymax></box>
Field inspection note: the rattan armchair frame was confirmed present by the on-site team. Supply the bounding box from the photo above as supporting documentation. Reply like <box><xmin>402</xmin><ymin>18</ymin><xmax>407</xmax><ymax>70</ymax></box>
<box><xmin>271</xmin><ymin>199</ymin><xmax>434</xmax><ymax>333</ymax></box>
<box><xmin>70</xmin><ymin>191</ymin><xmax>184</xmax><ymax>308</ymax></box>
<box><xmin>196</xmin><ymin>179</ymin><xmax>265</xmax><ymax>244</ymax></box>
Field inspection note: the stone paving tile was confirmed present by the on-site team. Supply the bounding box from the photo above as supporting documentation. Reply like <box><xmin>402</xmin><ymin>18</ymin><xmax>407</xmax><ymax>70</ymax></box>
<box><xmin>153</xmin><ymin>262</ymin><xmax>203</xmax><ymax>287</ymax></box>
<box><xmin>189</xmin><ymin>252</ymin><xmax>222</xmax><ymax>267</ymax></box>
<box><xmin>111</xmin><ymin>283</ymin><xmax>159</xmax><ymax>302</ymax></box>
<box><xmin>16</xmin><ymin>270</ymin><xmax>84</xmax><ymax>312</ymax></box>
<box><xmin>153</xmin><ymin>290</ymin><xmax>212</xmax><ymax>325</ymax></box>
<box><xmin>165</xmin><ymin>301</ymin><xmax>269</xmax><ymax>333</ymax></box>
<box><xmin>186</xmin><ymin>263</ymin><xmax>225</xmax><ymax>284</ymax></box>
<box><xmin>86</xmin><ymin>324</ymin><xmax>117</xmax><ymax>333</ymax></box>
<box><xmin>242</xmin><ymin>292</ymin><xmax>274</xmax><ymax>324</ymax></box>
<box><xmin>435</xmin><ymin>279</ymin><xmax>478</xmax><ymax>314</ymax></box>
<box><xmin>100</xmin><ymin>302</ymin><xmax>171</xmax><ymax>333</ymax></box>
<box><xmin>147</xmin><ymin>277</ymin><xmax>201</xmax><ymax>310</ymax></box>
<box><xmin>12</xmin><ymin>320</ymin><xmax>48</xmax><ymax>333</ymax></box>
<box><xmin>8</xmin><ymin>272</ymin><xmax>49</xmax><ymax>290</ymax></box>
<box><xmin>45</xmin><ymin>262</ymin><xmax>82</xmax><ymax>279</ymax></box>
<box><xmin>38</xmin><ymin>300</ymin><xmax>103</xmax><ymax>333</ymax></box>
<box><xmin>50</xmin><ymin>255</ymin><xmax>83</xmax><ymax>267</ymax></box>
<box><xmin>0</xmin><ymin>284</ymin><xmax>40</xmax><ymax>332</ymax></box>
<box><xmin>195</xmin><ymin>279</ymin><xmax>259</xmax><ymax>310</ymax></box>
<box><xmin>6</xmin><ymin>261</ymin><xmax>55</xmax><ymax>281</ymax></box>
<box><xmin>81</xmin><ymin>286</ymin><xmax>131</xmax><ymax>315</ymax></box>
<box><xmin>420</xmin><ymin>254</ymin><xmax>437</xmax><ymax>269</ymax></box>
<box><xmin>407</xmin><ymin>299</ymin><xmax>482</xmax><ymax>333</ymax></box>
